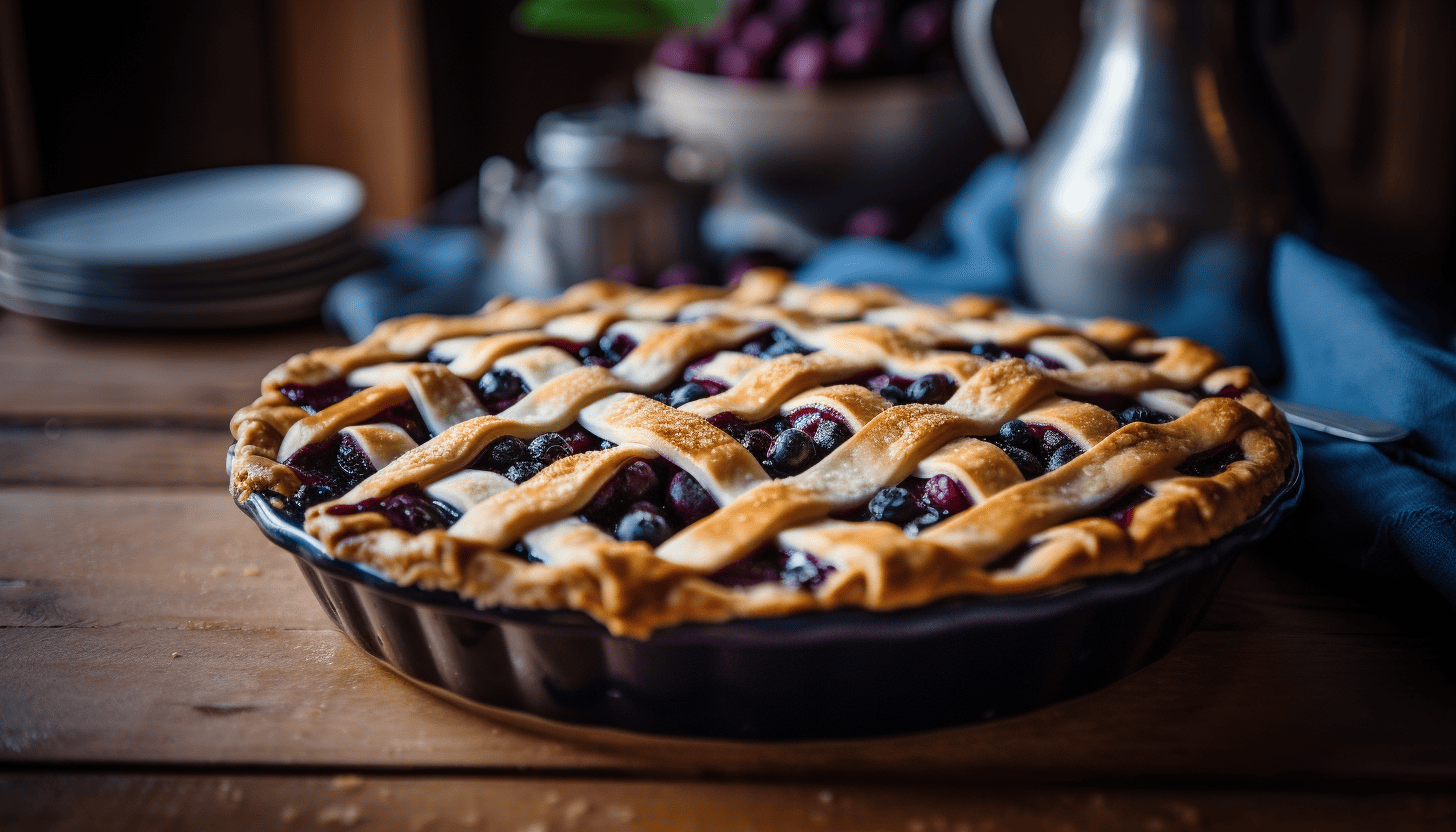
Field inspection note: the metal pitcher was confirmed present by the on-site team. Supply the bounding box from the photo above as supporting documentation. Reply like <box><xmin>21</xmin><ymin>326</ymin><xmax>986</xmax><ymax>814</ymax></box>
<box><xmin>956</xmin><ymin>0</ymin><xmax>1310</xmax><ymax>375</ymax></box>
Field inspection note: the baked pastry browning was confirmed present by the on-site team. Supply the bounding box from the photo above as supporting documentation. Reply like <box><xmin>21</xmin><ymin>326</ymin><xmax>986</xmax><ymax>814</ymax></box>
<box><xmin>230</xmin><ymin>270</ymin><xmax>1293</xmax><ymax>636</ymax></box>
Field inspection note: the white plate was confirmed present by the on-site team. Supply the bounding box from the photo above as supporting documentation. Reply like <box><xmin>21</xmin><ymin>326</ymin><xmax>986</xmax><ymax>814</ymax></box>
<box><xmin>1</xmin><ymin>238</ymin><xmax>369</xmax><ymax>294</ymax></box>
<box><xmin>0</xmin><ymin>166</ymin><xmax>364</xmax><ymax>267</ymax></box>
<box><xmin>0</xmin><ymin>276</ymin><xmax>332</xmax><ymax>328</ymax></box>
<box><xmin>0</xmin><ymin>249</ymin><xmax>372</xmax><ymax>304</ymax></box>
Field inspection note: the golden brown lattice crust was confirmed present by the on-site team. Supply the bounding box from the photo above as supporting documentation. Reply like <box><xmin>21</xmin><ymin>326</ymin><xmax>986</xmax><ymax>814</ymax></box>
<box><xmin>230</xmin><ymin>270</ymin><xmax>1294</xmax><ymax>637</ymax></box>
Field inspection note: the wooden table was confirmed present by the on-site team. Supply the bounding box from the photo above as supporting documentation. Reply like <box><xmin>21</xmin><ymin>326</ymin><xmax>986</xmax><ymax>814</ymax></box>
<box><xmin>3</xmin><ymin>310</ymin><xmax>1455</xmax><ymax>831</ymax></box>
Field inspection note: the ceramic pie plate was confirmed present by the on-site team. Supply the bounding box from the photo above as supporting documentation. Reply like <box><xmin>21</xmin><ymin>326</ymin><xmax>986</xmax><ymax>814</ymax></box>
<box><xmin>230</xmin><ymin>436</ymin><xmax>1301</xmax><ymax>741</ymax></box>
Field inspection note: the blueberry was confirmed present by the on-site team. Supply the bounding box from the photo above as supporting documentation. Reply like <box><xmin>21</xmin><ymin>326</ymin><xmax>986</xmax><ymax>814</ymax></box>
<box><xmin>792</xmin><ymin>410</ymin><xmax>823</xmax><ymax>433</ymax></box>
<box><xmin>669</xmin><ymin>382</ymin><xmax>710</xmax><ymax>408</ymax></box>
<box><xmin>617</xmin><ymin>509</ymin><xmax>672</xmax><ymax>546</ymax></box>
<box><xmin>912</xmin><ymin>510</ymin><xmax>943</xmax><ymax>530</ymax></box>
<box><xmin>528</xmin><ymin>433</ymin><xmax>573</xmax><ymax>465</ymax></box>
<box><xmin>1040</xmin><ymin>428</ymin><xmax>1069</xmax><ymax>454</ymax></box>
<box><xmin>335</xmin><ymin>436</ymin><xmax>375</xmax><ymax>484</ymax></box>
<box><xmin>481</xmin><ymin>435</ymin><xmax>528</xmax><ymax>471</ymax></box>
<box><xmin>970</xmin><ymin>342</ymin><xmax>1005</xmax><ymax>360</ymax></box>
<box><xmin>768</xmin><ymin>428</ymin><xmax>816</xmax><ymax>473</ymax></box>
<box><xmin>868</xmin><ymin>486</ymin><xmax>920</xmax><ymax>525</ymax></box>
<box><xmin>289</xmin><ymin>482</ymin><xmax>338</xmax><ymax>512</ymax></box>
<box><xmin>1002</xmin><ymin>446</ymin><xmax>1045</xmax><ymax>480</ymax></box>
<box><xmin>1025</xmin><ymin>353</ymin><xmax>1065</xmax><ymax>370</ymax></box>
<box><xmin>505</xmin><ymin>460</ymin><xmax>544</xmax><ymax>484</ymax></box>
<box><xmin>781</xmin><ymin>550</ymin><xmax>823</xmax><ymax>589</ymax></box>
<box><xmin>429</xmin><ymin>498</ymin><xmax>462</xmax><ymax>525</ymax></box>
<box><xmin>998</xmin><ymin>419</ymin><xmax>1037</xmax><ymax>452</ymax></box>
<box><xmin>559</xmin><ymin>424</ymin><xmax>597</xmax><ymax>454</ymax></box>
<box><xmin>668</xmin><ymin>471</ymin><xmax>717</xmax><ymax>525</ymax></box>
<box><xmin>907</xmin><ymin>373</ymin><xmax>955</xmax><ymax>404</ymax></box>
<box><xmin>617</xmin><ymin>460</ymin><xmax>660</xmax><ymax>503</ymax></box>
<box><xmin>582</xmin><ymin>477</ymin><xmax>620</xmax><ymax>517</ymax></box>
<box><xmin>1046</xmin><ymin>443</ymin><xmax>1082</xmax><ymax>471</ymax></box>
<box><xmin>813</xmin><ymin>421</ymin><xmax>852</xmax><ymax>454</ymax></box>
<box><xmin>1117</xmin><ymin>405</ymin><xmax>1158</xmax><ymax>425</ymax></box>
<box><xmin>478</xmin><ymin>369</ymin><xmax>524</xmax><ymax>406</ymax></box>
<box><xmin>879</xmin><ymin>384</ymin><xmax>908</xmax><ymax>405</ymax></box>
<box><xmin>921</xmin><ymin>473</ymin><xmax>970</xmax><ymax>515</ymax></box>
<box><xmin>599</xmin><ymin>439</ymin><xmax>617</xmax><ymax>451</ymax></box>
<box><xmin>762</xmin><ymin>339</ymin><xmax>805</xmax><ymax>359</ymax></box>
<box><xmin>377</xmin><ymin>492</ymin><xmax>445</xmax><ymax>534</ymax></box>
<box><xmin>598</xmin><ymin>333</ymin><xmax>636</xmax><ymax>365</ymax></box>
<box><xmin>741</xmin><ymin>429</ymin><xmax>773</xmax><ymax>462</ymax></box>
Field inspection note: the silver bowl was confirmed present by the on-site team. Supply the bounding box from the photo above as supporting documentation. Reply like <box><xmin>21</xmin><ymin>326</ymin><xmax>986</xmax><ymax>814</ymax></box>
<box><xmin>640</xmin><ymin>65</ymin><xmax>986</xmax><ymax>236</ymax></box>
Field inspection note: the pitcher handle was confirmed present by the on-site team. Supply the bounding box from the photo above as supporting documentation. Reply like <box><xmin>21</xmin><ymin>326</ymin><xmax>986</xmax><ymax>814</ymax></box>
<box><xmin>953</xmin><ymin>0</ymin><xmax>1030</xmax><ymax>149</ymax></box>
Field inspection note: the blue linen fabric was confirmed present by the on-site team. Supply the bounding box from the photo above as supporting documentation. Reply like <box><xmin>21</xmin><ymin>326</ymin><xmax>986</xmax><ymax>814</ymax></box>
<box><xmin>800</xmin><ymin>156</ymin><xmax>1456</xmax><ymax>604</ymax></box>
<box><xmin>323</xmin><ymin>226</ymin><xmax>488</xmax><ymax>342</ymax></box>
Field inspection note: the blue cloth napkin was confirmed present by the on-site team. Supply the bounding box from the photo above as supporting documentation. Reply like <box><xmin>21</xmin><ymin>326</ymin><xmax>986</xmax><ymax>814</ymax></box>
<box><xmin>800</xmin><ymin>156</ymin><xmax>1456</xmax><ymax>604</ymax></box>
<box><xmin>323</xmin><ymin>226</ymin><xmax>488</xmax><ymax>341</ymax></box>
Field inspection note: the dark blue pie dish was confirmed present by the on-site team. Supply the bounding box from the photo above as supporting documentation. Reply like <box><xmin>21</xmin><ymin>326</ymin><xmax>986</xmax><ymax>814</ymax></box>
<box><xmin>232</xmin><ymin>435</ymin><xmax>1302</xmax><ymax>741</ymax></box>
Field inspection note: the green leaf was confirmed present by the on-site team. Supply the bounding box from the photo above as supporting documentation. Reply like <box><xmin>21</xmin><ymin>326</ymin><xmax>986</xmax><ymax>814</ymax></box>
<box><xmin>515</xmin><ymin>0</ymin><xmax>725</xmax><ymax>38</ymax></box>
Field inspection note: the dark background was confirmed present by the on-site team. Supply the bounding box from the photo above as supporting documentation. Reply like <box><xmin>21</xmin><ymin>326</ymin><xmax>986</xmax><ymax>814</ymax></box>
<box><xmin>1</xmin><ymin>0</ymin><xmax>1452</xmax><ymax>293</ymax></box>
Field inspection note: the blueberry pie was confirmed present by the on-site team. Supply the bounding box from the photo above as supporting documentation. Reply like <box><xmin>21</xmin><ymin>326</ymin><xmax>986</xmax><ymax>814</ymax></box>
<box><xmin>230</xmin><ymin>270</ymin><xmax>1294</xmax><ymax>636</ymax></box>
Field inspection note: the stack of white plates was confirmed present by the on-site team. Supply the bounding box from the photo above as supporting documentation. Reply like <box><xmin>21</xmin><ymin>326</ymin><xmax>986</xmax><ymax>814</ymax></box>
<box><xmin>0</xmin><ymin>166</ymin><xmax>371</xmax><ymax>327</ymax></box>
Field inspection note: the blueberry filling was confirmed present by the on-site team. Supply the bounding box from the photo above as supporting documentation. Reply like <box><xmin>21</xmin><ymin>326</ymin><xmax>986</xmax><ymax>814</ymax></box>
<box><xmin>667</xmin><ymin>471</ymin><xmax>717</xmax><ymax>525</ymax></box>
<box><xmin>617</xmin><ymin>503</ymin><xmax>673</xmax><ymax>546</ymax></box>
<box><xmin>282</xmin><ymin>433</ymin><xmax>377</xmax><ymax>515</ymax></box>
<box><xmin>472</xmin><ymin>423</ymin><xmax>603</xmax><ymax>484</ymax></box>
<box><xmin>573</xmin><ymin>459</ymin><xmax>721</xmax><ymax>546</ymax></box>
<box><xmin>1176</xmin><ymin>442</ymin><xmax>1243</xmax><ymax>477</ymax></box>
<box><xmin>1063</xmin><ymin>394</ymin><xmax>1175</xmax><ymax>430</ymax></box>
<box><xmin>708</xmin><ymin>406</ymin><xmax>853</xmax><ymax>477</ymax></box>
<box><xmin>544</xmin><ymin>333</ymin><xmax>638</xmax><ymax>368</ymax></box>
<box><xmin>840</xmin><ymin>474</ymin><xmax>973</xmax><ymax>534</ymax></box>
<box><xmin>477</xmin><ymin>368</ymin><xmax>527</xmax><ymax>413</ymax></box>
<box><xmin>373</xmin><ymin>400</ymin><xmax>432</xmax><ymax>444</ymax></box>
<box><xmin>708</xmin><ymin>544</ymin><xmax>834</xmax><ymax>590</ymax></box>
<box><xmin>861</xmin><ymin>372</ymin><xmax>958</xmax><ymax>405</ymax></box>
<box><xmin>955</xmin><ymin>342</ymin><xmax>1066</xmax><ymax>370</ymax></box>
<box><xmin>988</xmin><ymin>420</ymin><xmax>1084</xmax><ymax>476</ymax></box>
<box><xmin>1100</xmin><ymin>487</ymin><xmax>1155</xmax><ymax>528</ymax></box>
<box><xmin>325</xmin><ymin>484</ymin><xmax>455</xmax><ymax>534</ymax></box>
<box><xmin>1115</xmin><ymin>404</ymin><xmax>1172</xmax><ymax>427</ymax></box>
<box><xmin>906</xmin><ymin>372</ymin><xmax>956</xmax><ymax>404</ymax></box>
<box><xmin>739</xmin><ymin>327</ymin><xmax>815</xmax><ymax>359</ymax></box>
<box><xmin>984</xmin><ymin>543</ymin><xmax>1034</xmax><ymax>572</ymax></box>
<box><xmin>280</xmin><ymin>378</ymin><xmax>360</xmax><ymax>413</ymax></box>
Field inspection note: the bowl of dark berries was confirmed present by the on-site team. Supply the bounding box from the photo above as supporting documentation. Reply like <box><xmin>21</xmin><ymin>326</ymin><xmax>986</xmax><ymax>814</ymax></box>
<box><xmin>641</xmin><ymin>0</ymin><xmax>985</xmax><ymax>236</ymax></box>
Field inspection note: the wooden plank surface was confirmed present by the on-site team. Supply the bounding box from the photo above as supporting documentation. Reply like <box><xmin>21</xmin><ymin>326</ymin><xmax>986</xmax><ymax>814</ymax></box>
<box><xmin>4</xmin><ymin>487</ymin><xmax>1456</xmax><ymax>785</ymax></box>
<box><xmin>0</xmin><ymin>312</ymin><xmax>344</xmax><ymax>422</ymax></box>
<box><xmin>0</xmin><ymin>425</ymin><xmax>231</xmax><ymax>486</ymax></box>
<box><xmin>5</xmin><ymin>773</ymin><xmax>1455</xmax><ymax>832</ymax></box>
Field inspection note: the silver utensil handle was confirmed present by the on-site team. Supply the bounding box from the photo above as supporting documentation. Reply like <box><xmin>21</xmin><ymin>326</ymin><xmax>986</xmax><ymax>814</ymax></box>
<box><xmin>1271</xmin><ymin>398</ymin><xmax>1410</xmax><ymax>444</ymax></box>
